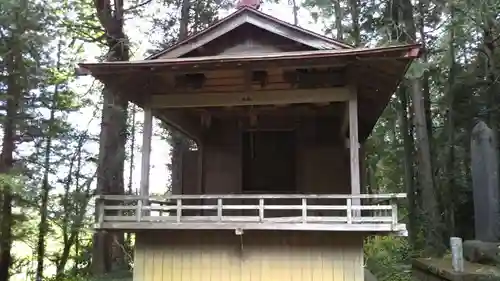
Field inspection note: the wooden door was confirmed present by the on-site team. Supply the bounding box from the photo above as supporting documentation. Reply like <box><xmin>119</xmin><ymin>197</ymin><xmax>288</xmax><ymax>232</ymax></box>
<box><xmin>242</xmin><ymin>130</ymin><xmax>296</xmax><ymax>193</ymax></box>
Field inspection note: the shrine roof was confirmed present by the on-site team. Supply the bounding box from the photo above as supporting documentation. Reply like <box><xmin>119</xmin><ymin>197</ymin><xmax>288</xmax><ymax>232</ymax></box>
<box><xmin>77</xmin><ymin>5</ymin><xmax>422</xmax><ymax>141</ymax></box>
<box><xmin>80</xmin><ymin>44</ymin><xmax>420</xmax><ymax>73</ymax></box>
<box><xmin>78</xmin><ymin>44</ymin><xmax>421</xmax><ymax>140</ymax></box>
<box><xmin>146</xmin><ymin>6</ymin><xmax>353</xmax><ymax>60</ymax></box>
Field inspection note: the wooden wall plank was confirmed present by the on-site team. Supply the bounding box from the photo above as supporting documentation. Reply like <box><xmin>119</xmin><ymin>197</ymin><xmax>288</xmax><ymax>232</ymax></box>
<box><xmin>323</xmin><ymin>235</ymin><xmax>335</xmax><ymax>281</ymax></box>
<box><xmin>172</xmin><ymin>241</ymin><xmax>182</xmax><ymax>281</ymax></box>
<box><xmin>220</xmin><ymin>238</ymin><xmax>231</xmax><ymax>281</ymax></box>
<box><xmin>290</xmin><ymin>234</ymin><xmax>302</xmax><ymax>281</ymax></box>
<box><xmin>134</xmin><ymin>231</ymin><xmax>364</xmax><ymax>281</ymax></box>
<box><xmin>200</xmin><ymin>236</ymin><xmax>211</xmax><ymax>281</ymax></box>
<box><xmin>152</xmin><ymin>245</ymin><xmax>163</xmax><ymax>281</ymax></box>
<box><xmin>240</xmin><ymin>236</ymin><xmax>251</xmax><ymax>281</ymax></box>
<box><xmin>343</xmin><ymin>243</ymin><xmax>355</xmax><ymax>281</ymax></box>
<box><xmin>133</xmin><ymin>235</ymin><xmax>145</xmax><ymax>281</ymax></box>
<box><xmin>332</xmin><ymin>237</ymin><xmax>343</xmax><ymax>280</ymax></box>
<box><xmin>210</xmin><ymin>234</ymin><xmax>221</xmax><ymax>281</ymax></box>
<box><xmin>180</xmin><ymin>241</ymin><xmax>191</xmax><ymax>281</ymax></box>
<box><xmin>161</xmin><ymin>239</ymin><xmax>173</xmax><ymax>281</ymax></box>
<box><xmin>143</xmin><ymin>243</ymin><xmax>155</xmax><ymax>281</ymax></box>
<box><xmin>311</xmin><ymin>240</ymin><xmax>323</xmax><ymax>281</ymax></box>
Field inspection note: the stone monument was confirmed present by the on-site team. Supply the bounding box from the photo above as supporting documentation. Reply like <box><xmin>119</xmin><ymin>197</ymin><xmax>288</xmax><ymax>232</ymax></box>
<box><xmin>470</xmin><ymin>120</ymin><xmax>500</xmax><ymax>242</ymax></box>
<box><xmin>411</xmin><ymin>120</ymin><xmax>500</xmax><ymax>280</ymax></box>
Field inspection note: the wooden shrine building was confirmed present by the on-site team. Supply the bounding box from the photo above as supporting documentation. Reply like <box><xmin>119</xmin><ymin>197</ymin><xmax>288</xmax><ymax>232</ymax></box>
<box><xmin>80</xmin><ymin>3</ymin><xmax>420</xmax><ymax>281</ymax></box>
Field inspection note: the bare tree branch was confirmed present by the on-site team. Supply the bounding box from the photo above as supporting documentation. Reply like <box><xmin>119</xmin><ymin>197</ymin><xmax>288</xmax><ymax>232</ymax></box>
<box><xmin>124</xmin><ymin>0</ymin><xmax>154</xmax><ymax>12</ymax></box>
<box><xmin>94</xmin><ymin>0</ymin><xmax>114</xmax><ymax>33</ymax></box>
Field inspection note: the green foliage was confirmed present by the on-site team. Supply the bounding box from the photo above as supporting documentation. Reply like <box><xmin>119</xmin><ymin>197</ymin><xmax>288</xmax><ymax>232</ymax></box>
<box><xmin>47</xmin><ymin>270</ymin><xmax>132</xmax><ymax>281</ymax></box>
<box><xmin>304</xmin><ymin>0</ymin><xmax>500</xmax><ymax>273</ymax></box>
<box><xmin>406</xmin><ymin>61</ymin><xmax>432</xmax><ymax>80</ymax></box>
<box><xmin>0</xmin><ymin>174</ymin><xmax>24</xmax><ymax>193</ymax></box>
<box><xmin>365</xmin><ymin>237</ymin><xmax>415</xmax><ymax>281</ymax></box>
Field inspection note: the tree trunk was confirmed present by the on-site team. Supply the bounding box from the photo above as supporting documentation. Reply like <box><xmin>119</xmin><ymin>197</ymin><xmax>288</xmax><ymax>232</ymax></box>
<box><xmin>482</xmin><ymin>16</ymin><xmax>498</xmax><ymax>165</ymax></box>
<box><xmin>0</xmin><ymin>31</ymin><xmax>23</xmax><ymax>281</ymax></box>
<box><xmin>397</xmin><ymin>0</ymin><xmax>442</xmax><ymax>255</ymax></box>
<box><xmin>128</xmin><ymin>105</ymin><xmax>137</xmax><ymax>196</ymax></box>
<box><xmin>416</xmin><ymin>0</ymin><xmax>436</xmax><ymax>185</ymax></box>
<box><xmin>179</xmin><ymin>0</ymin><xmax>190</xmax><ymax>40</ymax></box>
<box><xmin>291</xmin><ymin>0</ymin><xmax>299</xmax><ymax>26</ymax></box>
<box><xmin>169</xmin><ymin>0</ymin><xmax>191</xmax><ymax>197</ymax></box>
<box><xmin>388</xmin><ymin>0</ymin><xmax>418</xmax><ymax>249</ymax></box>
<box><xmin>35</xmin><ymin>40</ymin><xmax>63</xmax><ymax>281</ymax></box>
<box><xmin>93</xmin><ymin>86</ymin><xmax>128</xmax><ymax>274</ymax></box>
<box><xmin>125</xmin><ymin>105</ymin><xmax>136</xmax><ymax>246</ymax></box>
<box><xmin>333</xmin><ymin>0</ymin><xmax>343</xmax><ymax>40</ymax></box>
<box><xmin>55</xmin><ymin>134</ymin><xmax>91</xmax><ymax>278</ymax></box>
<box><xmin>57</xmin><ymin>174</ymin><xmax>95</xmax><ymax>279</ymax></box>
<box><xmin>398</xmin><ymin>86</ymin><xmax>418</xmax><ymax>248</ymax></box>
<box><xmin>443</xmin><ymin>2</ymin><xmax>457</xmax><ymax>238</ymax></box>
<box><xmin>92</xmin><ymin>0</ymin><xmax>130</xmax><ymax>274</ymax></box>
<box><xmin>349</xmin><ymin>0</ymin><xmax>360</xmax><ymax>46</ymax></box>
<box><xmin>412</xmin><ymin>78</ymin><xmax>443</xmax><ymax>256</ymax></box>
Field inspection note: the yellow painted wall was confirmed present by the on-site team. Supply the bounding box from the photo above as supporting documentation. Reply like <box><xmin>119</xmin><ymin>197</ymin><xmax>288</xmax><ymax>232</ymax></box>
<box><xmin>134</xmin><ymin>230</ymin><xmax>364</xmax><ymax>281</ymax></box>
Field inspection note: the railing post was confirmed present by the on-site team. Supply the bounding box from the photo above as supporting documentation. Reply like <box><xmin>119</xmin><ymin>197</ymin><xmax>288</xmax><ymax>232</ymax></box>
<box><xmin>136</xmin><ymin>199</ymin><xmax>143</xmax><ymax>222</ymax></box>
<box><xmin>391</xmin><ymin>198</ymin><xmax>398</xmax><ymax>226</ymax></box>
<box><xmin>347</xmin><ymin>198</ymin><xmax>352</xmax><ymax>224</ymax></box>
<box><xmin>217</xmin><ymin>198</ymin><xmax>223</xmax><ymax>222</ymax></box>
<box><xmin>301</xmin><ymin>198</ymin><xmax>307</xmax><ymax>223</ymax></box>
<box><xmin>143</xmin><ymin>197</ymin><xmax>150</xmax><ymax>217</ymax></box>
<box><xmin>259</xmin><ymin>198</ymin><xmax>264</xmax><ymax>222</ymax></box>
<box><xmin>176</xmin><ymin>199</ymin><xmax>182</xmax><ymax>223</ymax></box>
<box><xmin>97</xmin><ymin>197</ymin><xmax>105</xmax><ymax>226</ymax></box>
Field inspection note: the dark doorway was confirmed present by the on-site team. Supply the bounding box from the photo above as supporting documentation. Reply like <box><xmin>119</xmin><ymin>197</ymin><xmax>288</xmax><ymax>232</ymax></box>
<box><xmin>242</xmin><ymin>130</ymin><xmax>296</xmax><ymax>193</ymax></box>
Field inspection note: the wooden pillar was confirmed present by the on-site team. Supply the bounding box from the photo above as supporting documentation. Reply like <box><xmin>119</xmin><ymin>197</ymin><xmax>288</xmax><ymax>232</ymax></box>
<box><xmin>348</xmin><ymin>86</ymin><xmax>361</xmax><ymax>207</ymax></box>
<box><xmin>140</xmin><ymin>107</ymin><xmax>153</xmax><ymax>197</ymax></box>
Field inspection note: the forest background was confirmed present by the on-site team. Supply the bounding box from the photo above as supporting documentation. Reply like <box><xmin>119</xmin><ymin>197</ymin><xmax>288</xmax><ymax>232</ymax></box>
<box><xmin>0</xmin><ymin>0</ymin><xmax>499</xmax><ymax>280</ymax></box>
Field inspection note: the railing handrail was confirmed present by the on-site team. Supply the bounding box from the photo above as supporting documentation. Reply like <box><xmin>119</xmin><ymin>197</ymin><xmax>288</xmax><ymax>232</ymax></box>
<box><xmin>94</xmin><ymin>193</ymin><xmax>407</xmax><ymax>201</ymax></box>
<box><xmin>94</xmin><ymin>192</ymin><xmax>406</xmax><ymax>233</ymax></box>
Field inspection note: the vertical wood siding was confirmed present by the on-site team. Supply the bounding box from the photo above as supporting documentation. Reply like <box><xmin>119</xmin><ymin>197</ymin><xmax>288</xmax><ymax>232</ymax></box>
<box><xmin>134</xmin><ymin>231</ymin><xmax>364</xmax><ymax>281</ymax></box>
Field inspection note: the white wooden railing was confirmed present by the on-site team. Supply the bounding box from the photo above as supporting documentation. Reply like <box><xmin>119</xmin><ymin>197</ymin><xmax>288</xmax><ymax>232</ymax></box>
<box><xmin>94</xmin><ymin>193</ymin><xmax>406</xmax><ymax>233</ymax></box>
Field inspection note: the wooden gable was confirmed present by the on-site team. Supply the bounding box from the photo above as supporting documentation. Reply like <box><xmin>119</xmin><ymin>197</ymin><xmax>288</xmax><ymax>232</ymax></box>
<box><xmin>147</xmin><ymin>6</ymin><xmax>353</xmax><ymax>60</ymax></box>
<box><xmin>181</xmin><ymin>24</ymin><xmax>317</xmax><ymax>57</ymax></box>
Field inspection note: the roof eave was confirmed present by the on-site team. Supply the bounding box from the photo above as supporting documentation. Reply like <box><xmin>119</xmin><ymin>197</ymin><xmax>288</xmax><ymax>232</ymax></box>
<box><xmin>78</xmin><ymin>44</ymin><xmax>422</xmax><ymax>74</ymax></box>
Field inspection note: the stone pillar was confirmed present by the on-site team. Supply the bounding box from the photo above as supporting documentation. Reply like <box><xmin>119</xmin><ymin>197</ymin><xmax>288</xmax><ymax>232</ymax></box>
<box><xmin>471</xmin><ymin>120</ymin><xmax>499</xmax><ymax>241</ymax></box>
